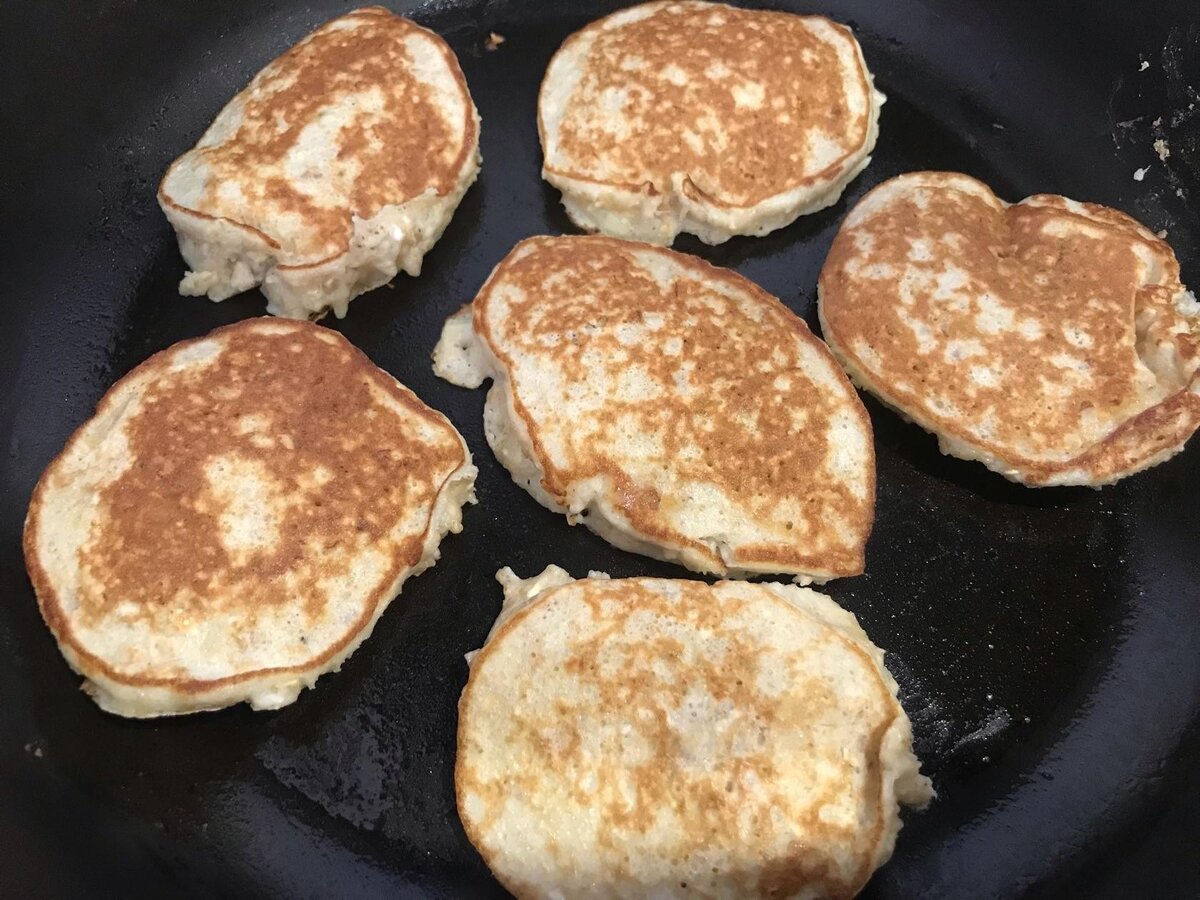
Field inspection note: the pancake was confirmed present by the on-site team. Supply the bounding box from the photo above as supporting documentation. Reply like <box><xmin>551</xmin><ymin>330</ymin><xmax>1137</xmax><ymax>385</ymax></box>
<box><xmin>456</xmin><ymin>565</ymin><xmax>933</xmax><ymax>899</ymax></box>
<box><xmin>538</xmin><ymin>1</ymin><xmax>884</xmax><ymax>245</ymax></box>
<box><xmin>23</xmin><ymin>318</ymin><xmax>476</xmax><ymax>717</ymax></box>
<box><xmin>818</xmin><ymin>171</ymin><xmax>1200</xmax><ymax>486</ymax></box>
<box><xmin>433</xmin><ymin>235</ymin><xmax>874</xmax><ymax>582</ymax></box>
<box><xmin>159</xmin><ymin>7</ymin><xmax>480</xmax><ymax>319</ymax></box>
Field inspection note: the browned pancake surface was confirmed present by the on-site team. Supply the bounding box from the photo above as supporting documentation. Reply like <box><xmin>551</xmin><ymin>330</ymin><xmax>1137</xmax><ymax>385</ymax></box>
<box><xmin>160</xmin><ymin>7</ymin><xmax>476</xmax><ymax>266</ymax></box>
<box><xmin>457</xmin><ymin>576</ymin><xmax>908</xmax><ymax>897</ymax></box>
<box><xmin>477</xmin><ymin>236</ymin><xmax>873</xmax><ymax>576</ymax></box>
<box><xmin>27</xmin><ymin>319</ymin><xmax>466</xmax><ymax>690</ymax></box>
<box><xmin>820</xmin><ymin>172</ymin><xmax>1200</xmax><ymax>483</ymax></box>
<box><xmin>542</xmin><ymin>2</ymin><xmax>871</xmax><ymax>208</ymax></box>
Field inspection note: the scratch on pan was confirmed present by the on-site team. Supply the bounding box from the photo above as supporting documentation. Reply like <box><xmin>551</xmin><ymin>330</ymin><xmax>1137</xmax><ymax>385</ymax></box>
<box><xmin>951</xmin><ymin>708</ymin><xmax>1013</xmax><ymax>760</ymax></box>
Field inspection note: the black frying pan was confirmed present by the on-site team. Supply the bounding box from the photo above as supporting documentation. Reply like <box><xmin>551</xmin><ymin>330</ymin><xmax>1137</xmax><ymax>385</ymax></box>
<box><xmin>2</xmin><ymin>1</ymin><xmax>1199</xmax><ymax>896</ymax></box>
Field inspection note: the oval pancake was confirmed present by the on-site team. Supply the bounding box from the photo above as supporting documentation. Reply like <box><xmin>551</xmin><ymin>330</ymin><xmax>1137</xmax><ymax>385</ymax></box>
<box><xmin>24</xmin><ymin>318</ymin><xmax>476</xmax><ymax>717</ymax></box>
<box><xmin>456</xmin><ymin>566</ymin><xmax>933</xmax><ymax>899</ymax></box>
<box><xmin>159</xmin><ymin>7</ymin><xmax>481</xmax><ymax>319</ymax></box>
<box><xmin>538</xmin><ymin>0</ymin><xmax>884</xmax><ymax>245</ymax></box>
<box><xmin>433</xmin><ymin>235</ymin><xmax>875</xmax><ymax>582</ymax></box>
<box><xmin>818</xmin><ymin>171</ymin><xmax>1200</xmax><ymax>486</ymax></box>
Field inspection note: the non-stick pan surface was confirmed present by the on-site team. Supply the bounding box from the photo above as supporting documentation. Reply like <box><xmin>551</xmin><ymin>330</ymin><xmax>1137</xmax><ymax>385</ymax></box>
<box><xmin>2</xmin><ymin>1</ymin><xmax>1199</xmax><ymax>896</ymax></box>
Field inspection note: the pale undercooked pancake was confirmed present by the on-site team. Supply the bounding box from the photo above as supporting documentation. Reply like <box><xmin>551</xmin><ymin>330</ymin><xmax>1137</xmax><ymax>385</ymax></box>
<box><xmin>23</xmin><ymin>318</ymin><xmax>476</xmax><ymax>717</ymax></box>
<box><xmin>456</xmin><ymin>566</ymin><xmax>933</xmax><ymax>899</ymax></box>
<box><xmin>819</xmin><ymin>171</ymin><xmax>1200</xmax><ymax>486</ymax></box>
<box><xmin>538</xmin><ymin>0</ymin><xmax>884</xmax><ymax>245</ymax></box>
<box><xmin>159</xmin><ymin>7</ymin><xmax>480</xmax><ymax>320</ymax></box>
<box><xmin>433</xmin><ymin>235</ymin><xmax>875</xmax><ymax>582</ymax></box>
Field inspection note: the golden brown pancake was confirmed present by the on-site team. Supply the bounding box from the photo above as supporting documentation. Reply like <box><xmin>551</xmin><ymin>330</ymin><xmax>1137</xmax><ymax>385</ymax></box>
<box><xmin>538</xmin><ymin>1</ymin><xmax>883</xmax><ymax>245</ymax></box>
<box><xmin>819</xmin><ymin>171</ymin><xmax>1200</xmax><ymax>486</ymax></box>
<box><xmin>456</xmin><ymin>566</ymin><xmax>933</xmax><ymax>899</ymax></box>
<box><xmin>433</xmin><ymin>235</ymin><xmax>874</xmax><ymax>582</ymax></box>
<box><xmin>159</xmin><ymin>7</ymin><xmax>481</xmax><ymax>318</ymax></box>
<box><xmin>24</xmin><ymin>318</ymin><xmax>476</xmax><ymax>716</ymax></box>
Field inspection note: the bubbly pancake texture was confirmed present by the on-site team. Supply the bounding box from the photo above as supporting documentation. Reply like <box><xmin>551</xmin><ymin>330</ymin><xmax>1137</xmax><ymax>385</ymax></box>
<box><xmin>434</xmin><ymin>236</ymin><xmax>875</xmax><ymax>581</ymax></box>
<box><xmin>24</xmin><ymin>319</ymin><xmax>475</xmax><ymax>716</ymax></box>
<box><xmin>456</xmin><ymin>566</ymin><xmax>933</xmax><ymax>899</ymax></box>
<box><xmin>159</xmin><ymin>7</ymin><xmax>480</xmax><ymax>318</ymax></box>
<box><xmin>539</xmin><ymin>1</ymin><xmax>883</xmax><ymax>245</ymax></box>
<box><xmin>819</xmin><ymin>172</ymin><xmax>1200</xmax><ymax>486</ymax></box>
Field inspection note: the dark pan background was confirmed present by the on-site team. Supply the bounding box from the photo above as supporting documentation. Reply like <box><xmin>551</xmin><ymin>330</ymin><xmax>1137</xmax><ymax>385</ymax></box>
<box><xmin>2</xmin><ymin>1</ymin><xmax>1199</xmax><ymax>896</ymax></box>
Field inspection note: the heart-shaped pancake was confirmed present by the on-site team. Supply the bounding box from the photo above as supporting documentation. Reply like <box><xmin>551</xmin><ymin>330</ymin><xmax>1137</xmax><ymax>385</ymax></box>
<box><xmin>818</xmin><ymin>171</ymin><xmax>1200</xmax><ymax>486</ymax></box>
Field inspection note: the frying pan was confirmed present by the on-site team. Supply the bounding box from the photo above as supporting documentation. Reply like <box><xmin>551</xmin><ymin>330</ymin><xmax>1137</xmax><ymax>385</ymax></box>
<box><xmin>2</xmin><ymin>0</ymin><xmax>1199</xmax><ymax>896</ymax></box>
